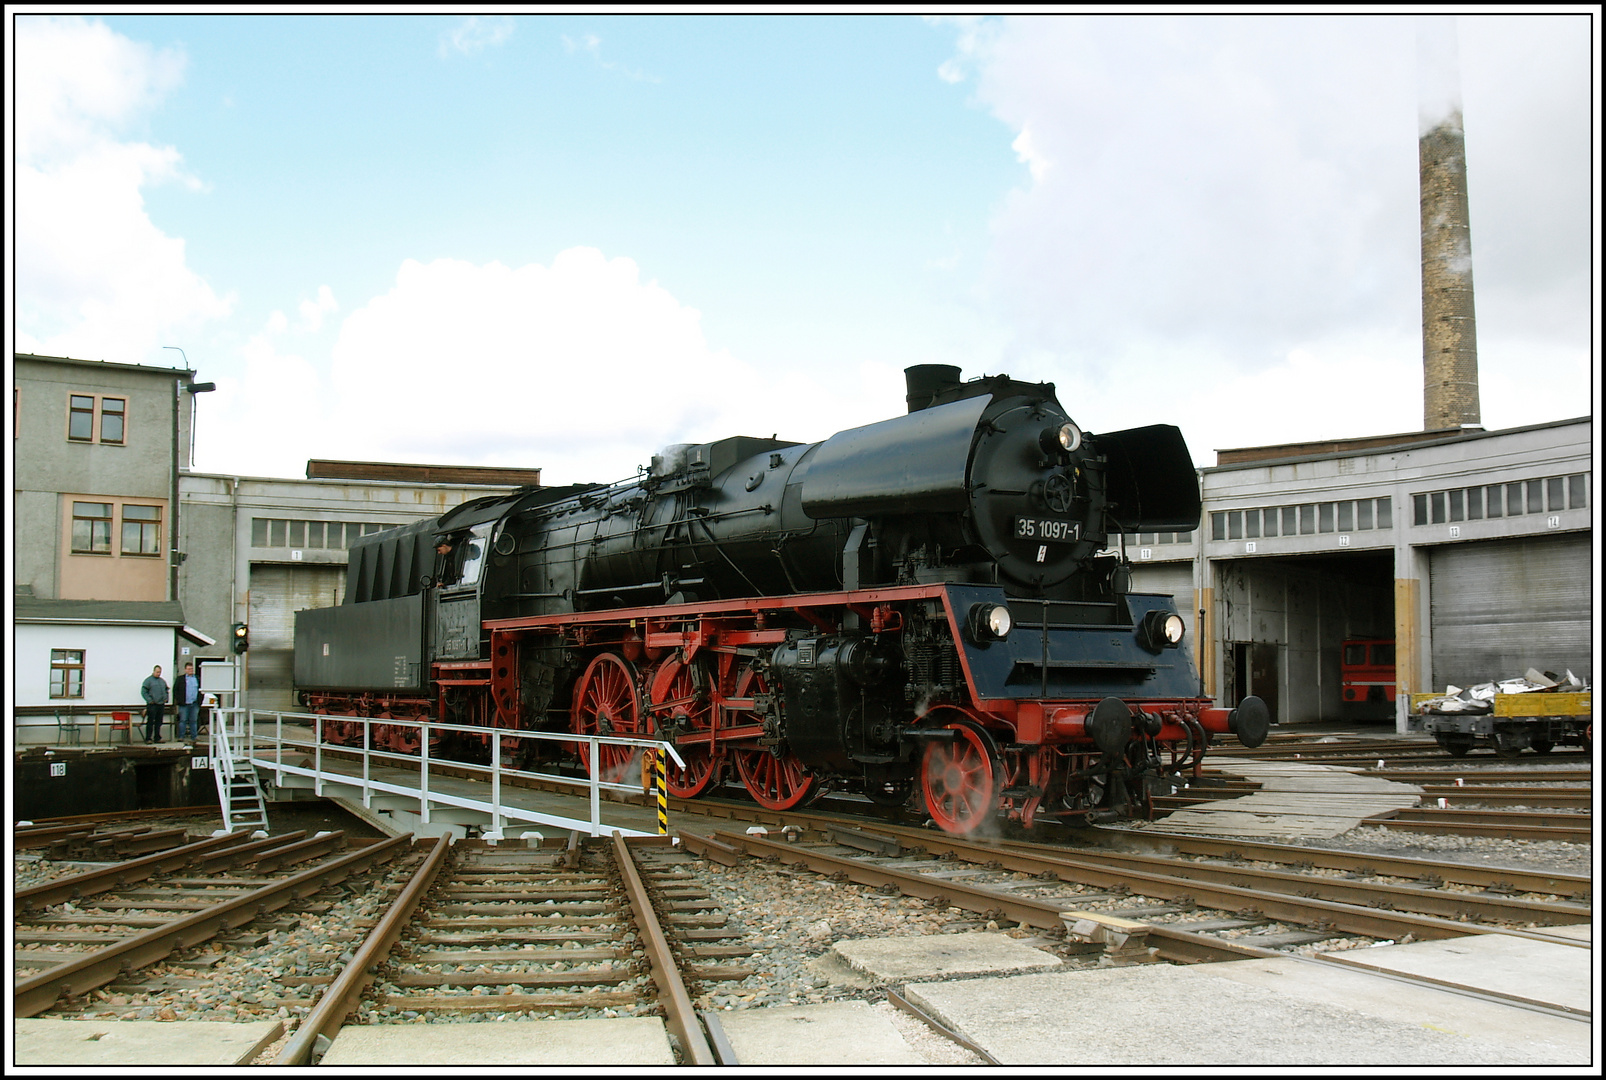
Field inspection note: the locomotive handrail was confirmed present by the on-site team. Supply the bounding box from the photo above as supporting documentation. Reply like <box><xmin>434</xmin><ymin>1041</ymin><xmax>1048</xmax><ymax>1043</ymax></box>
<box><xmin>242</xmin><ymin>708</ymin><xmax>681</xmax><ymax>839</ymax></box>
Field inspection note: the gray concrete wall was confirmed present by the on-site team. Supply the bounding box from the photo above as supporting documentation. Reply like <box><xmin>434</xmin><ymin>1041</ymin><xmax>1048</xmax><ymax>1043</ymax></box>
<box><xmin>14</xmin><ymin>355</ymin><xmax>195</xmax><ymax>605</ymax></box>
<box><xmin>13</xmin><ymin>490</ymin><xmax>60</xmax><ymax>599</ymax></box>
<box><xmin>15</xmin><ymin>355</ymin><xmax>188</xmax><ymax>502</ymax></box>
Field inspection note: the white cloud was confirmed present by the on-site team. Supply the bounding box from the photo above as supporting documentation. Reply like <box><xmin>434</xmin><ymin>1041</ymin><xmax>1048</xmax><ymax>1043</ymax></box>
<box><xmin>439</xmin><ymin>16</ymin><xmax>515</xmax><ymax>58</ymax></box>
<box><xmin>14</xmin><ymin>16</ymin><xmax>231</xmax><ymax>364</ymax></box>
<box><xmin>319</xmin><ymin>248</ymin><xmax>851</xmax><ymax>485</ymax></box>
<box><xmin>297</xmin><ymin>286</ymin><xmax>339</xmax><ymax>333</ymax></box>
<box><xmin>561</xmin><ymin>32</ymin><xmax>660</xmax><ymax>83</ymax></box>
<box><xmin>197</xmin><ymin>325</ymin><xmax>330</xmax><ymax>479</ymax></box>
<box><xmin>939</xmin><ymin>14</ymin><xmax>1592</xmax><ymax>444</ymax></box>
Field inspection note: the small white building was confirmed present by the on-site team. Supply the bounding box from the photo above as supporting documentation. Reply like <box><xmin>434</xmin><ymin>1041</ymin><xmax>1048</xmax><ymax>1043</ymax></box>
<box><xmin>13</xmin><ymin>598</ymin><xmax>215</xmax><ymax>744</ymax></box>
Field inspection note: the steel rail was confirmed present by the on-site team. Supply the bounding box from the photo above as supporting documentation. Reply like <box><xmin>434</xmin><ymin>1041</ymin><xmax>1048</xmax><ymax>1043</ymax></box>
<box><xmin>88</xmin><ymin>827</ymin><xmax>193</xmax><ymax>856</ymax></box>
<box><xmin>1039</xmin><ymin>830</ymin><xmax>1592</xmax><ymax>896</ymax></box>
<box><xmin>984</xmin><ymin>844</ymin><xmax>1591</xmax><ymax>926</ymax></box>
<box><xmin>187</xmin><ymin>830</ymin><xmax>311</xmax><ymax>873</ymax></box>
<box><xmin>1360</xmin><ymin>816</ymin><xmax>1593</xmax><ymax>844</ymax></box>
<box><xmin>887</xmin><ymin>988</ymin><xmax>1002</xmax><ymax>1064</ymax></box>
<box><xmin>14</xmin><ymin>833</ymin><xmax>412</xmax><ymax>1017</ymax></box>
<box><xmin>665</xmin><ymin>797</ymin><xmax>1592</xmax><ymax>896</ymax></box>
<box><xmin>706</xmin><ymin>827</ymin><xmax>1588</xmax><ymax>950</ymax></box>
<box><xmin>1413</xmin><ymin>787</ymin><xmax>1592</xmax><ymax>809</ymax></box>
<box><xmin>12</xmin><ymin>823</ymin><xmax>99</xmax><ymax>848</ymax></box>
<box><xmin>1365</xmin><ymin>768</ymin><xmax>1593</xmax><ymax>783</ymax></box>
<box><xmin>15</xmin><ymin>830</ymin><xmax>256</xmax><ymax>911</ymax></box>
<box><xmin>243</xmin><ymin>830</ymin><xmax>352</xmax><ymax>874</ymax></box>
<box><xmin>23</xmin><ymin>804</ymin><xmax>224</xmax><ymax>826</ymax></box>
<box><xmin>698</xmin><ymin>1009</ymin><xmax>741</xmax><ymax>1065</ymax></box>
<box><xmin>276</xmin><ymin>835</ymin><xmax>451</xmax><ymax>1065</ymax></box>
<box><xmin>611</xmin><ymin>832</ymin><xmax>716</xmax><ymax>1066</ymax></box>
<box><xmin>1376</xmin><ymin>806</ymin><xmax>1591</xmax><ymax>828</ymax></box>
<box><xmin>691</xmin><ymin>829</ymin><xmax>1297</xmax><ymax>964</ymax></box>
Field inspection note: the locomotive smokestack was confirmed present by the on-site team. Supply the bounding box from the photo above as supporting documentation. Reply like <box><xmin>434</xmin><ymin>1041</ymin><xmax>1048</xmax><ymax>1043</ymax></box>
<box><xmin>1417</xmin><ymin>16</ymin><xmax>1481</xmax><ymax>431</ymax></box>
<box><xmin>905</xmin><ymin>364</ymin><xmax>962</xmax><ymax>413</ymax></box>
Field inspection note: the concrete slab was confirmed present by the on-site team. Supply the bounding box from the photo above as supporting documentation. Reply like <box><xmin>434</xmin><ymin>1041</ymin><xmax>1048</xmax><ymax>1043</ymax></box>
<box><xmin>319</xmin><ymin>1016</ymin><xmax>675</xmax><ymax>1065</ymax></box>
<box><xmin>1317</xmin><ymin>932</ymin><xmax>1593</xmax><ymax>1014</ymax></box>
<box><xmin>905</xmin><ymin>962</ymin><xmax>1589</xmax><ymax>1065</ymax></box>
<box><xmin>1144</xmin><ymin>757</ymin><xmax>1423</xmax><ymax>839</ymax></box>
<box><xmin>1202</xmin><ymin>955</ymin><xmax>1590</xmax><ymax>1063</ymax></box>
<box><xmin>712</xmin><ymin>1001</ymin><xmax>925</xmax><ymax>1065</ymax></box>
<box><xmin>1546</xmin><ymin>922</ymin><xmax>1592</xmax><ymax>943</ymax></box>
<box><xmin>14</xmin><ymin>1019</ymin><xmax>284</xmax><ymax>1066</ymax></box>
<box><xmin>832</xmin><ymin>931</ymin><xmax>1062</xmax><ymax>981</ymax></box>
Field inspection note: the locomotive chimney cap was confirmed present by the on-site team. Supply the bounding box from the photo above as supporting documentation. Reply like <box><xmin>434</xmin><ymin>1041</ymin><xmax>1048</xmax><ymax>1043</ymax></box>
<box><xmin>904</xmin><ymin>364</ymin><xmax>963</xmax><ymax>413</ymax></box>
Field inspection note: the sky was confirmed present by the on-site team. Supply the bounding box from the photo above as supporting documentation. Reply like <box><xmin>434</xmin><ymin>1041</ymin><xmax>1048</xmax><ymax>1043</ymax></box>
<box><xmin>9</xmin><ymin>11</ymin><xmax>1598</xmax><ymax>487</ymax></box>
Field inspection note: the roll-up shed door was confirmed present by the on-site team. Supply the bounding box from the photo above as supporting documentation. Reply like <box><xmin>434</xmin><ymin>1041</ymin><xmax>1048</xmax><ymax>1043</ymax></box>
<box><xmin>1130</xmin><ymin>561</ymin><xmax>1197</xmax><ymax>643</ymax></box>
<box><xmin>247</xmin><ymin>564</ymin><xmax>346</xmax><ymax>712</ymax></box>
<box><xmin>1428</xmin><ymin>534</ymin><xmax>1591</xmax><ymax>690</ymax></box>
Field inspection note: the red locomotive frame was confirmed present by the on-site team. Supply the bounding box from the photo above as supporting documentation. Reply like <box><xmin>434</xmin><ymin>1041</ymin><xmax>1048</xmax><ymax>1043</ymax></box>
<box><xmin>306</xmin><ymin>584</ymin><xmax>1249</xmax><ymax>832</ymax></box>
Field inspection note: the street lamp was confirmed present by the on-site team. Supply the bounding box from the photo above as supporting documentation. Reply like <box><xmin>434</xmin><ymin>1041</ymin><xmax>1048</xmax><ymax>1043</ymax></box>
<box><xmin>162</xmin><ymin>347</ymin><xmax>215</xmax><ymax>603</ymax></box>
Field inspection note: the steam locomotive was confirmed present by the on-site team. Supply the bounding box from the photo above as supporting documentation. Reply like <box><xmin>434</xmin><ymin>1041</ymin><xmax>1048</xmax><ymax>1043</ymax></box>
<box><xmin>294</xmin><ymin>365</ymin><xmax>1270</xmax><ymax>833</ymax></box>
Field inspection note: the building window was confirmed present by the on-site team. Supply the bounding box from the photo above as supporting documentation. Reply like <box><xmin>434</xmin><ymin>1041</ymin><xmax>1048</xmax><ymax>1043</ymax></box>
<box><xmin>71</xmin><ymin>502</ymin><xmax>113</xmax><ymax>554</ymax></box>
<box><xmin>1415</xmin><ymin>474</ymin><xmax>1583</xmax><ymax>527</ymax></box>
<box><xmin>50</xmin><ymin>650</ymin><xmax>85</xmax><ymax>699</ymax></box>
<box><xmin>122</xmin><ymin>504</ymin><xmax>163</xmax><ymax>555</ymax></box>
<box><xmin>252</xmin><ymin>518</ymin><xmax>385</xmax><ymax>550</ymax></box>
<box><xmin>68</xmin><ymin>395</ymin><xmax>95</xmax><ymax>441</ymax></box>
<box><xmin>100</xmin><ymin>397</ymin><xmax>126</xmax><ymax>444</ymax></box>
<box><xmin>67</xmin><ymin>394</ymin><xmax>127</xmax><ymax>444</ymax></box>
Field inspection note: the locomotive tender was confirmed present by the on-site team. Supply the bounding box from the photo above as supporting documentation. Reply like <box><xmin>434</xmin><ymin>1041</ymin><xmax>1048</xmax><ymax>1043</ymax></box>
<box><xmin>294</xmin><ymin>365</ymin><xmax>1270</xmax><ymax>833</ymax></box>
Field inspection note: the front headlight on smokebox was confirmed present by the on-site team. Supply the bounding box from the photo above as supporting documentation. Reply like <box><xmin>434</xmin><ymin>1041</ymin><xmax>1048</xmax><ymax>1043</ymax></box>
<box><xmin>1137</xmin><ymin>609</ymin><xmax>1185</xmax><ymax>652</ymax></box>
<box><xmin>967</xmin><ymin>602</ymin><xmax>1012</xmax><ymax>643</ymax></box>
<box><xmin>1039</xmin><ymin>421</ymin><xmax>1084</xmax><ymax>455</ymax></box>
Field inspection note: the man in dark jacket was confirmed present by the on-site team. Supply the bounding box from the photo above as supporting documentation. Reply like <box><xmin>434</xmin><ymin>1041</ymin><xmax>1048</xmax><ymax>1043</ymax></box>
<box><xmin>174</xmin><ymin>662</ymin><xmax>201</xmax><ymax>742</ymax></box>
<box><xmin>141</xmin><ymin>665</ymin><xmax>168</xmax><ymax>743</ymax></box>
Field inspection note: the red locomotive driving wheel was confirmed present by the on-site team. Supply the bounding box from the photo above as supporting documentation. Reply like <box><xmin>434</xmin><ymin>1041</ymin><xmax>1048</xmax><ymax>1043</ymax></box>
<box><xmin>921</xmin><ymin>715</ymin><xmax>1002</xmax><ymax>834</ymax></box>
<box><xmin>730</xmin><ymin>666</ymin><xmax>816</xmax><ymax>809</ymax></box>
<box><xmin>572</xmin><ymin>652</ymin><xmax>646</xmax><ymax>780</ymax></box>
<box><xmin>651</xmin><ymin>657</ymin><xmax>721</xmax><ymax>798</ymax></box>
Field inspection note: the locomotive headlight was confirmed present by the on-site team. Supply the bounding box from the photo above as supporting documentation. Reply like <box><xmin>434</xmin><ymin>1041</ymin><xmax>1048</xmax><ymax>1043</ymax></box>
<box><xmin>967</xmin><ymin>602</ymin><xmax>1013</xmax><ymax>643</ymax></box>
<box><xmin>1137</xmin><ymin>609</ymin><xmax>1185</xmax><ymax>652</ymax></box>
<box><xmin>1040</xmin><ymin>421</ymin><xmax>1083</xmax><ymax>455</ymax></box>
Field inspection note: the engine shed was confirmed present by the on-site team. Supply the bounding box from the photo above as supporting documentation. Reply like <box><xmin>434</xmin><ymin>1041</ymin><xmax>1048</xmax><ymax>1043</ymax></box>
<box><xmin>1128</xmin><ymin>415</ymin><xmax>1592</xmax><ymax>731</ymax></box>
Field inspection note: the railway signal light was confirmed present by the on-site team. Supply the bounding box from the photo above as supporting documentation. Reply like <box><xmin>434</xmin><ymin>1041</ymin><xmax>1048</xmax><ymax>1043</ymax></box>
<box><xmin>232</xmin><ymin>623</ymin><xmax>249</xmax><ymax>654</ymax></box>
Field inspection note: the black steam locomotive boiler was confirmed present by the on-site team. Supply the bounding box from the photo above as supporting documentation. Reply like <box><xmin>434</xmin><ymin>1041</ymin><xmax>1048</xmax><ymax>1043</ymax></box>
<box><xmin>295</xmin><ymin>365</ymin><xmax>1270</xmax><ymax>833</ymax></box>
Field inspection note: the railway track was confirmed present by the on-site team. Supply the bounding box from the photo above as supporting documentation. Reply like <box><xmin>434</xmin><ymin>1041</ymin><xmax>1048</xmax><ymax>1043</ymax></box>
<box><xmin>678</xmin><ymin>811</ymin><xmax>1590</xmax><ymax>968</ymax></box>
<box><xmin>1228</xmin><ymin>737</ymin><xmax>1592</xmax><ymax>765</ymax></box>
<box><xmin>275</xmin><ymin>833</ymin><xmax>755</xmax><ymax>1065</ymax></box>
<box><xmin>14</xmin><ymin>830</ymin><xmax>415</xmax><ymax>1019</ymax></box>
<box><xmin>14</xmin><ymin>804</ymin><xmax>1590</xmax><ymax>1064</ymax></box>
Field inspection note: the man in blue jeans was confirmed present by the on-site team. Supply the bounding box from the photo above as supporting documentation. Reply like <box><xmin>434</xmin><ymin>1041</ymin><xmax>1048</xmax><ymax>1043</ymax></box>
<box><xmin>174</xmin><ymin>662</ymin><xmax>202</xmax><ymax>742</ymax></box>
<box><xmin>141</xmin><ymin>665</ymin><xmax>168</xmax><ymax>743</ymax></box>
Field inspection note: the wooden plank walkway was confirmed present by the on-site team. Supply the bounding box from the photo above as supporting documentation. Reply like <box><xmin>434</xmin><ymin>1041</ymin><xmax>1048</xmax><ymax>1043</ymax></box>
<box><xmin>1138</xmin><ymin>758</ymin><xmax>1423</xmax><ymax>839</ymax></box>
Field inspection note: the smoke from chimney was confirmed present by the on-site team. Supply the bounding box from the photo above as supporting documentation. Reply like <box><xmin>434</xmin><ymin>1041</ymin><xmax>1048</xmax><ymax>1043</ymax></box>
<box><xmin>1417</xmin><ymin>16</ymin><xmax>1481</xmax><ymax>431</ymax></box>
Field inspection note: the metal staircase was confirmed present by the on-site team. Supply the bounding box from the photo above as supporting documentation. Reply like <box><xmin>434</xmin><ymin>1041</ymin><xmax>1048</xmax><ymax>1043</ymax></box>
<box><xmin>209</xmin><ymin>680</ymin><xmax>268</xmax><ymax>834</ymax></box>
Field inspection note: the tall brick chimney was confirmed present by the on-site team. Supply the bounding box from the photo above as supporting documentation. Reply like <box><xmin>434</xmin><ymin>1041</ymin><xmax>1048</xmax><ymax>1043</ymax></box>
<box><xmin>1418</xmin><ymin>17</ymin><xmax>1481</xmax><ymax>430</ymax></box>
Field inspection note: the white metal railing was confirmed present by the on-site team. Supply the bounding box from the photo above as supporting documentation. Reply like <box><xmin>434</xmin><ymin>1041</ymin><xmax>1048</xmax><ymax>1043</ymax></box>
<box><xmin>239</xmin><ymin>709</ymin><xmax>685</xmax><ymax>839</ymax></box>
<box><xmin>209</xmin><ymin>705</ymin><xmax>251</xmax><ymax>780</ymax></box>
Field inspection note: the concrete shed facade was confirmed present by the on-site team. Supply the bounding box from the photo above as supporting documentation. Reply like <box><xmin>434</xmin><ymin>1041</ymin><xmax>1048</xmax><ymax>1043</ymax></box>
<box><xmin>1130</xmin><ymin>416</ymin><xmax>1591</xmax><ymax>730</ymax></box>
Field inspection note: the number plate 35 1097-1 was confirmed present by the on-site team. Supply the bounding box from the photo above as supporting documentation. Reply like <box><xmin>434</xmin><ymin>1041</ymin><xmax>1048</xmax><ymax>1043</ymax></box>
<box><xmin>1014</xmin><ymin>517</ymin><xmax>1081</xmax><ymax>542</ymax></box>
